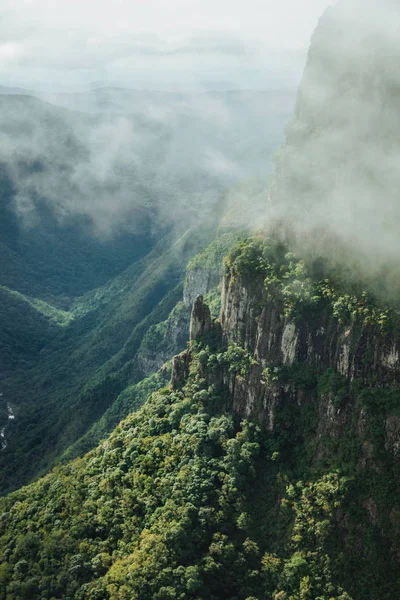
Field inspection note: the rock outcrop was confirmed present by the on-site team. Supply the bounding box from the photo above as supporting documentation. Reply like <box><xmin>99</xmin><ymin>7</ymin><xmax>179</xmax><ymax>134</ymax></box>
<box><xmin>137</xmin><ymin>246</ymin><xmax>224</xmax><ymax>377</ymax></box>
<box><xmin>221</xmin><ymin>274</ymin><xmax>400</xmax><ymax>385</ymax></box>
<box><xmin>219</xmin><ymin>272</ymin><xmax>400</xmax><ymax>447</ymax></box>
<box><xmin>184</xmin><ymin>265</ymin><xmax>221</xmax><ymax>310</ymax></box>
<box><xmin>189</xmin><ymin>295</ymin><xmax>212</xmax><ymax>341</ymax></box>
<box><xmin>170</xmin><ymin>351</ymin><xmax>191</xmax><ymax>390</ymax></box>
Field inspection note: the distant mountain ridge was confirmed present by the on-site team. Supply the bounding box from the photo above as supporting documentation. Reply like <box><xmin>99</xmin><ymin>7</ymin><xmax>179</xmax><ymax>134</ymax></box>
<box><xmin>0</xmin><ymin>88</ymin><xmax>293</xmax><ymax>300</ymax></box>
<box><xmin>1</xmin><ymin>2</ymin><xmax>400</xmax><ymax>599</ymax></box>
<box><xmin>0</xmin><ymin>84</ymin><xmax>296</xmax><ymax>115</ymax></box>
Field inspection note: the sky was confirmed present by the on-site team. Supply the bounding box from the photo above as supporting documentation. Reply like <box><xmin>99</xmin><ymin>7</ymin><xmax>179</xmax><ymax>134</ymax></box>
<box><xmin>0</xmin><ymin>0</ymin><xmax>333</xmax><ymax>91</ymax></box>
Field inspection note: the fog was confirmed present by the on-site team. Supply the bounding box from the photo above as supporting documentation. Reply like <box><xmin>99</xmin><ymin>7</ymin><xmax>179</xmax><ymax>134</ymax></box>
<box><xmin>0</xmin><ymin>0</ymin><xmax>331</xmax><ymax>241</ymax></box>
<box><xmin>3</xmin><ymin>0</ymin><xmax>400</xmax><ymax>291</ymax></box>
<box><xmin>270</xmin><ymin>0</ymin><xmax>400</xmax><ymax>289</ymax></box>
<box><xmin>0</xmin><ymin>91</ymin><xmax>295</xmax><ymax>236</ymax></box>
<box><xmin>0</xmin><ymin>0</ymin><xmax>331</xmax><ymax>90</ymax></box>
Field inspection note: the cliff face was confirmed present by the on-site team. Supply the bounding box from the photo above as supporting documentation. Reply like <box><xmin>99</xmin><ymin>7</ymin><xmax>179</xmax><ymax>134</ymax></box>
<box><xmin>239</xmin><ymin>0</ymin><xmax>400</xmax><ymax>466</ymax></box>
<box><xmin>168</xmin><ymin>236</ymin><xmax>400</xmax><ymax>597</ymax></box>
<box><xmin>176</xmin><ymin>234</ymin><xmax>400</xmax><ymax>491</ymax></box>
<box><xmin>221</xmin><ymin>272</ymin><xmax>400</xmax><ymax>385</ymax></box>
<box><xmin>220</xmin><ymin>270</ymin><xmax>400</xmax><ymax>456</ymax></box>
<box><xmin>189</xmin><ymin>295</ymin><xmax>212</xmax><ymax>341</ymax></box>
<box><xmin>2</xmin><ymin>241</ymin><xmax>399</xmax><ymax>600</ymax></box>
<box><xmin>183</xmin><ymin>263</ymin><xmax>221</xmax><ymax>310</ymax></box>
<box><xmin>136</xmin><ymin>300</ymin><xmax>191</xmax><ymax>377</ymax></box>
<box><xmin>136</xmin><ymin>243</ymin><xmax>225</xmax><ymax>378</ymax></box>
<box><xmin>173</xmin><ymin>238</ymin><xmax>400</xmax><ymax>447</ymax></box>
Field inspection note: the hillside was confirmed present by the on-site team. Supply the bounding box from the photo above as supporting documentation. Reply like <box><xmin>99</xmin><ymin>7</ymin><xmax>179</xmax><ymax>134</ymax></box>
<box><xmin>1</xmin><ymin>236</ymin><xmax>400</xmax><ymax>599</ymax></box>
<box><xmin>0</xmin><ymin>224</ymin><xmax>239</xmax><ymax>493</ymax></box>
<box><xmin>2</xmin><ymin>1</ymin><xmax>400</xmax><ymax>599</ymax></box>
<box><xmin>0</xmin><ymin>84</ymin><xmax>290</xmax><ymax>493</ymax></box>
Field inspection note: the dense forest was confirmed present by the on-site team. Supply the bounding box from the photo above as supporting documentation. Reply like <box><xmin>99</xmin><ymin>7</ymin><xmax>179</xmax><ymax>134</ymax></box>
<box><xmin>1</xmin><ymin>237</ymin><xmax>400</xmax><ymax>599</ymax></box>
<box><xmin>2</xmin><ymin>1</ymin><xmax>400</xmax><ymax>599</ymax></box>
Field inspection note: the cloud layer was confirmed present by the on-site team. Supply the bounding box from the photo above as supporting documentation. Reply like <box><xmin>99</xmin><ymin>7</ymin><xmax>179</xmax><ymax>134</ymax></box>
<box><xmin>270</xmin><ymin>0</ymin><xmax>400</xmax><ymax>292</ymax></box>
<box><xmin>0</xmin><ymin>89</ymin><xmax>295</xmax><ymax>236</ymax></box>
<box><xmin>0</xmin><ymin>0</ymin><xmax>332</xmax><ymax>90</ymax></box>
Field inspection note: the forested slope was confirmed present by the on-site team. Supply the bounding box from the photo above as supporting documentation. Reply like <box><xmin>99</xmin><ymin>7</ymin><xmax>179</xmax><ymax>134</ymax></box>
<box><xmin>2</xmin><ymin>3</ymin><xmax>400</xmax><ymax>599</ymax></box>
<box><xmin>0</xmin><ymin>85</ymin><xmax>289</xmax><ymax>493</ymax></box>
<box><xmin>0</xmin><ymin>223</ymin><xmax>232</xmax><ymax>493</ymax></box>
<box><xmin>1</xmin><ymin>236</ymin><xmax>400</xmax><ymax>599</ymax></box>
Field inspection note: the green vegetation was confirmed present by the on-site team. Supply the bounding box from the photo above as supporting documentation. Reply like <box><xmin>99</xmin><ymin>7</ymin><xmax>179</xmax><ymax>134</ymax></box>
<box><xmin>61</xmin><ymin>368</ymin><xmax>171</xmax><ymax>462</ymax></box>
<box><xmin>1</xmin><ymin>234</ymin><xmax>400</xmax><ymax>599</ymax></box>
<box><xmin>0</xmin><ymin>92</ymin><xmax>287</xmax><ymax>496</ymax></box>
<box><xmin>224</xmin><ymin>235</ymin><xmax>400</xmax><ymax>328</ymax></box>
<box><xmin>186</xmin><ymin>233</ymin><xmax>245</xmax><ymax>275</ymax></box>
<box><xmin>203</xmin><ymin>286</ymin><xmax>222</xmax><ymax>320</ymax></box>
<box><xmin>206</xmin><ymin>342</ymin><xmax>258</xmax><ymax>378</ymax></box>
<box><xmin>0</xmin><ymin>245</ymin><xmax>183</xmax><ymax>493</ymax></box>
<box><xmin>0</xmin><ymin>287</ymin><xmax>73</xmax><ymax>327</ymax></box>
<box><xmin>0</xmin><ymin>286</ymin><xmax>56</xmax><ymax>374</ymax></box>
<box><xmin>0</xmin><ymin>342</ymin><xmax>355</xmax><ymax>600</ymax></box>
<box><xmin>0</xmin><ymin>220</ymin><xmax>222</xmax><ymax>494</ymax></box>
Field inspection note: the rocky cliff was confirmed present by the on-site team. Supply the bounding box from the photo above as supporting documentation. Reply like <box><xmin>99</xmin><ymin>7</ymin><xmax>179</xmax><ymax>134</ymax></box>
<box><xmin>220</xmin><ymin>266</ymin><xmax>400</xmax><ymax>410</ymax></box>
<box><xmin>1</xmin><ymin>236</ymin><xmax>399</xmax><ymax>600</ymax></box>
<box><xmin>170</xmin><ymin>236</ymin><xmax>400</xmax><ymax>599</ymax></box>
<box><xmin>137</xmin><ymin>233</ymin><xmax>239</xmax><ymax>377</ymax></box>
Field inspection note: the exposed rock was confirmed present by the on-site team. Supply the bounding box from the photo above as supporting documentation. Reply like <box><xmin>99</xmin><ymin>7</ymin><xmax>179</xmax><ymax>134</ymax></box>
<box><xmin>137</xmin><ymin>256</ymin><xmax>222</xmax><ymax>378</ymax></box>
<box><xmin>184</xmin><ymin>265</ymin><xmax>221</xmax><ymax>308</ymax></box>
<box><xmin>385</xmin><ymin>416</ymin><xmax>400</xmax><ymax>457</ymax></box>
<box><xmin>363</xmin><ymin>498</ymin><xmax>378</xmax><ymax>524</ymax></box>
<box><xmin>382</xmin><ymin>346</ymin><xmax>400</xmax><ymax>370</ymax></box>
<box><xmin>170</xmin><ymin>351</ymin><xmax>191</xmax><ymax>390</ymax></box>
<box><xmin>189</xmin><ymin>295</ymin><xmax>212</xmax><ymax>341</ymax></box>
<box><xmin>217</xmin><ymin>268</ymin><xmax>400</xmax><ymax>467</ymax></box>
<box><xmin>137</xmin><ymin>303</ymin><xmax>191</xmax><ymax>377</ymax></box>
<box><xmin>316</xmin><ymin>392</ymin><xmax>350</xmax><ymax>442</ymax></box>
<box><xmin>175</xmin><ymin>256</ymin><xmax>400</xmax><ymax>474</ymax></box>
<box><xmin>337</xmin><ymin>338</ymin><xmax>351</xmax><ymax>378</ymax></box>
<box><xmin>281</xmin><ymin>323</ymin><xmax>298</xmax><ymax>365</ymax></box>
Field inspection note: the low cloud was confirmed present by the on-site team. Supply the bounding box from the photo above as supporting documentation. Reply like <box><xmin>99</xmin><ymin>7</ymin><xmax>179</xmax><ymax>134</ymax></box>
<box><xmin>270</xmin><ymin>0</ymin><xmax>400</xmax><ymax>291</ymax></box>
<box><xmin>0</xmin><ymin>0</ymin><xmax>331</xmax><ymax>89</ymax></box>
<box><xmin>0</xmin><ymin>88</ymin><xmax>294</xmax><ymax>237</ymax></box>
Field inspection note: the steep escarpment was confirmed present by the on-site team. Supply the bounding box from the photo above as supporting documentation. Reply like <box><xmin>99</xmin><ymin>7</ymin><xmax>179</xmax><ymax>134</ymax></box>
<box><xmin>54</xmin><ymin>233</ymin><xmax>239</xmax><ymax>465</ymax></box>
<box><xmin>136</xmin><ymin>233</ymin><xmax>239</xmax><ymax>378</ymax></box>
<box><xmin>2</xmin><ymin>3</ymin><xmax>400</xmax><ymax>598</ymax></box>
<box><xmin>1</xmin><ymin>235</ymin><xmax>400</xmax><ymax>599</ymax></box>
<box><xmin>193</xmin><ymin>237</ymin><xmax>400</xmax><ymax>597</ymax></box>
<box><xmin>0</xmin><ymin>246</ymin><xmax>357</xmax><ymax>600</ymax></box>
<box><xmin>220</xmin><ymin>243</ymin><xmax>400</xmax><ymax>423</ymax></box>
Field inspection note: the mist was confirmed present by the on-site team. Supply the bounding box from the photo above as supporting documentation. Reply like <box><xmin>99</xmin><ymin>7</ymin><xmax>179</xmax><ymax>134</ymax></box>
<box><xmin>0</xmin><ymin>0</ymin><xmax>332</xmax><ymax>241</ymax></box>
<box><xmin>5</xmin><ymin>0</ymin><xmax>400</xmax><ymax>286</ymax></box>
<box><xmin>0</xmin><ymin>90</ymin><xmax>295</xmax><ymax>237</ymax></box>
<box><xmin>0</xmin><ymin>0</ymin><xmax>330</xmax><ymax>90</ymax></box>
<box><xmin>266</xmin><ymin>0</ymin><xmax>400</xmax><ymax>291</ymax></box>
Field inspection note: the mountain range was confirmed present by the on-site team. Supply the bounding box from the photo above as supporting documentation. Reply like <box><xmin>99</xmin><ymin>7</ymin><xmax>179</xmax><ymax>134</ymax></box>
<box><xmin>1</xmin><ymin>2</ymin><xmax>400</xmax><ymax>599</ymax></box>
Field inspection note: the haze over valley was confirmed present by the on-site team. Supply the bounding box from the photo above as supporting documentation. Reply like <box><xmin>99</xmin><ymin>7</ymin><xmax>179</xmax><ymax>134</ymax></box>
<box><xmin>1</xmin><ymin>2</ymin><xmax>400</xmax><ymax>600</ymax></box>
